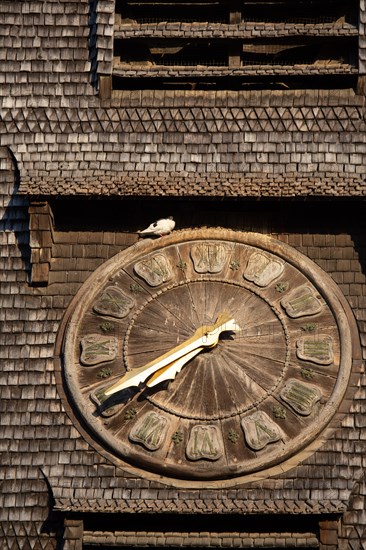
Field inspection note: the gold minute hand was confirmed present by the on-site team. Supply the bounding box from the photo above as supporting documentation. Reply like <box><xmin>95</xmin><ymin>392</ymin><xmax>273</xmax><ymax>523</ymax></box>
<box><xmin>148</xmin><ymin>313</ymin><xmax>241</xmax><ymax>388</ymax></box>
<box><xmin>103</xmin><ymin>312</ymin><xmax>239</xmax><ymax>396</ymax></box>
<box><xmin>146</xmin><ymin>346</ymin><xmax>204</xmax><ymax>388</ymax></box>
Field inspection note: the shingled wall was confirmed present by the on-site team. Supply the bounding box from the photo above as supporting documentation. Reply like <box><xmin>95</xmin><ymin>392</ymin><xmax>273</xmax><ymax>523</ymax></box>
<box><xmin>1</xmin><ymin>0</ymin><xmax>366</xmax><ymax>548</ymax></box>
<box><xmin>2</xmin><ymin>181</ymin><xmax>366</xmax><ymax>548</ymax></box>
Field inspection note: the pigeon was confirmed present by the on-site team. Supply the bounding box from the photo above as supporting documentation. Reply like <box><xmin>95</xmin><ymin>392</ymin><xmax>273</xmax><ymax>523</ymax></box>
<box><xmin>138</xmin><ymin>216</ymin><xmax>175</xmax><ymax>237</ymax></box>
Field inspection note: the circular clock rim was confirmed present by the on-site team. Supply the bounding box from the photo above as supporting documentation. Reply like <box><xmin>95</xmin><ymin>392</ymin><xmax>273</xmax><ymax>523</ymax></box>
<box><xmin>59</xmin><ymin>228</ymin><xmax>360</xmax><ymax>488</ymax></box>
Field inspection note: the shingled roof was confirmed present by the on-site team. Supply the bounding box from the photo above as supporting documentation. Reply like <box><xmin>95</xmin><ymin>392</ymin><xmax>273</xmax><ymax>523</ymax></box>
<box><xmin>1</xmin><ymin>90</ymin><xmax>365</xmax><ymax>199</ymax></box>
<box><xmin>18</xmin><ymin>172</ymin><xmax>366</xmax><ymax>198</ymax></box>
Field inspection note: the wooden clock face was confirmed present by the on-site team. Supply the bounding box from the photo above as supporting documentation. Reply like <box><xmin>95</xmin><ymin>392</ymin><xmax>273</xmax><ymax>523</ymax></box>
<box><xmin>62</xmin><ymin>229</ymin><xmax>354</xmax><ymax>484</ymax></box>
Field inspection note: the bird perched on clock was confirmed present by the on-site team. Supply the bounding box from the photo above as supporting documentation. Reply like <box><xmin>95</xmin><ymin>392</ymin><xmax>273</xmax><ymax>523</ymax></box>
<box><xmin>138</xmin><ymin>216</ymin><xmax>175</xmax><ymax>237</ymax></box>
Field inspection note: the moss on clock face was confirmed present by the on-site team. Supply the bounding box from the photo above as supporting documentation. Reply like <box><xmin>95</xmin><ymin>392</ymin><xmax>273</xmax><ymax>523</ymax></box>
<box><xmin>100</xmin><ymin>322</ymin><xmax>114</xmax><ymax>333</ymax></box>
<box><xmin>228</xmin><ymin>429</ymin><xmax>240</xmax><ymax>443</ymax></box>
<box><xmin>97</xmin><ymin>367</ymin><xmax>112</xmax><ymax>379</ymax></box>
<box><xmin>172</xmin><ymin>431</ymin><xmax>184</xmax><ymax>445</ymax></box>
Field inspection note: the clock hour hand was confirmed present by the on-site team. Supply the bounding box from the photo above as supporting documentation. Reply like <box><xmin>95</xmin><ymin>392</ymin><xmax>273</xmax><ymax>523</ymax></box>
<box><xmin>146</xmin><ymin>347</ymin><xmax>204</xmax><ymax>388</ymax></box>
<box><xmin>147</xmin><ymin>314</ymin><xmax>240</xmax><ymax>387</ymax></box>
<box><xmin>102</xmin><ymin>312</ymin><xmax>240</xmax><ymax>397</ymax></box>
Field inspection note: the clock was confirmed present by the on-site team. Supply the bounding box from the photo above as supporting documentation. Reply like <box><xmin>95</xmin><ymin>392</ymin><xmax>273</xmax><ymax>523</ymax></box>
<box><xmin>61</xmin><ymin>229</ymin><xmax>356</xmax><ymax>485</ymax></box>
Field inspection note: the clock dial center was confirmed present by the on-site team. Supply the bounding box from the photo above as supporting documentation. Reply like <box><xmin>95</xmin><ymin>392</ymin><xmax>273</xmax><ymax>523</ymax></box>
<box><xmin>124</xmin><ymin>279</ymin><xmax>289</xmax><ymax>421</ymax></box>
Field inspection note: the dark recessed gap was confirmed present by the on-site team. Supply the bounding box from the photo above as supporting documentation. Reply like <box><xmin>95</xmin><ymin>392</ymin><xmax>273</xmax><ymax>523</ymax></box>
<box><xmin>242</xmin><ymin>0</ymin><xmax>358</xmax><ymax>25</ymax></box>
<box><xmin>114</xmin><ymin>0</ymin><xmax>358</xmax><ymax>26</ymax></box>
<box><xmin>49</xmin><ymin>197</ymin><xmax>365</xmax><ymax>234</ymax></box>
<box><xmin>240</xmin><ymin>37</ymin><xmax>357</xmax><ymax>67</ymax></box>
<box><xmin>113</xmin><ymin>37</ymin><xmax>357</xmax><ymax>68</ymax></box>
<box><xmin>115</xmin><ymin>0</ymin><xmax>229</xmax><ymax>24</ymax></box>
<box><xmin>111</xmin><ymin>74</ymin><xmax>358</xmax><ymax>91</ymax></box>
<box><xmin>114</xmin><ymin>39</ymin><xmax>228</xmax><ymax>67</ymax></box>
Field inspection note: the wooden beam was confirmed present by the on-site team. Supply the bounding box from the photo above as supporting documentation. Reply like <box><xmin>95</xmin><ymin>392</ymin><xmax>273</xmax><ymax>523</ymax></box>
<box><xmin>28</xmin><ymin>201</ymin><xmax>54</xmax><ymax>286</ymax></box>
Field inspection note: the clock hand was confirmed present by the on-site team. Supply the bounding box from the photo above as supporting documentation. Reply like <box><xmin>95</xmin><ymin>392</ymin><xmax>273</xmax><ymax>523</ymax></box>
<box><xmin>102</xmin><ymin>312</ymin><xmax>239</xmax><ymax>396</ymax></box>
<box><xmin>148</xmin><ymin>314</ymin><xmax>241</xmax><ymax>387</ymax></box>
<box><xmin>146</xmin><ymin>346</ymin><xmax>204</xmax><ymax>388</ymax></box>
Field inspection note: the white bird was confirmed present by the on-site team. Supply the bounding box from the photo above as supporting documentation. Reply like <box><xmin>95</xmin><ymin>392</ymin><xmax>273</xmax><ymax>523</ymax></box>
<box><xmin>138</xmin><ymin>216</ymin><xmax>175</xmax><ymax>237</ymax></box>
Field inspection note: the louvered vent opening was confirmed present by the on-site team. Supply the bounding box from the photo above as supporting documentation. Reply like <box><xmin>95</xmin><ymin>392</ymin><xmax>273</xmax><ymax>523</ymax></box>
<box><xmin>111</xmin><ymin>0</ymin><xmax>359</xmax><ymax>91</ymax></box>
<box><xmin>78</xmin><ymin>512</ymin><xmax>329</xmax><ymax>549</ymax></box>
<box><xmin>241</xmin><ymin>38</ymin><xmax>357</xmax><ymax>67</ymax></box>
<box><xmin>115</xmin><ymin>0</ymin><xmax>228</xmax><ymax>23</ymax></box>
<box><xmin>242</xmin><ymin>0</ymin><xmax>357</xmax><ymax>24</ymax></box>
<box><xmin>114</xmin><ymin>39</ymin><xmax>228</xmax><ymax>66</ymax></box>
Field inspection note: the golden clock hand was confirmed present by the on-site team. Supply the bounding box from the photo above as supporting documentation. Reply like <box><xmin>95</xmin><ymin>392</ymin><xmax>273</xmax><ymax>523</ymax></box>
<box><xmin>146</xmin><ymin>347</ymin><xmax>204</xmax><ymax>388</ymax></box>
<box><xmin>103</xmin><ymin>312</ymin><xmax>239</xmax><ymax>396</ymax></box>
<box><xmin>103</xmin><ymin>334</ymin><xmax>207</xmax><ymax>396</ymax></box>
<box><xmin>147</xmin><ymin>314</ymin><xmax>240</xmax><ymax>388</ymax></box>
